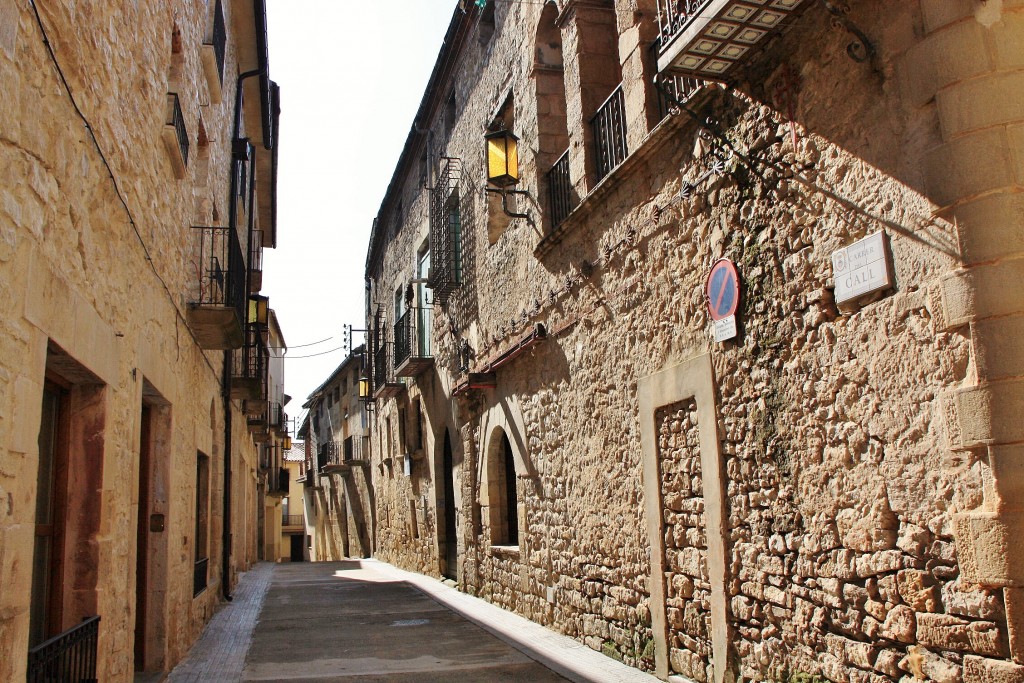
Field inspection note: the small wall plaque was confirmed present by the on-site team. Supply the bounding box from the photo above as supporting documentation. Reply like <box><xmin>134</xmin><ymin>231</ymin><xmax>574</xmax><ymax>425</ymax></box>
<box><xmin>832</xmin><ymin>231</ymin><xmax>893</xmax><ymax>305</ymax></box>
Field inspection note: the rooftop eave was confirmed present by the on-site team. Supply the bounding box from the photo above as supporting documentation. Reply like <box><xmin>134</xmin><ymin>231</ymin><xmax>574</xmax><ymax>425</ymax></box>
<box><xmin>657</xmin><ymin>0</ymin><xmax>807</xmax><ymax>79</ymax></box>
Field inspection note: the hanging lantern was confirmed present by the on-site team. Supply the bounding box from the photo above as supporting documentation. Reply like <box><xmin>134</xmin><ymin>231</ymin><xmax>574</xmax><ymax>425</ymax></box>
<box><xmin>485</xmin><ymin>129</ymin><xmax>520</xmax><ymax>187</ymax></box>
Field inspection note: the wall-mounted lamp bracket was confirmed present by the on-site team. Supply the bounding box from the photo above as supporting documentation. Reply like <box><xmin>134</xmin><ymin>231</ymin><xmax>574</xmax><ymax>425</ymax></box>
<box><xmin>485</xmin><ymin>187</ymin><xmax>531</xmax><ymax>220</ymax></box>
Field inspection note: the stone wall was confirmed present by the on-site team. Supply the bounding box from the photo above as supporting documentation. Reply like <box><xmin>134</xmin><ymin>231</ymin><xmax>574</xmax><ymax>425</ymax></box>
<box><xmin>0</xmin><ymin>1</ymin><xmax>274</xmax><ymax>680</ymax></box>
<box><xmin>364</xmin><ymin>0</ymin><xmax>1024</xmax><ymax>681</ymax></box>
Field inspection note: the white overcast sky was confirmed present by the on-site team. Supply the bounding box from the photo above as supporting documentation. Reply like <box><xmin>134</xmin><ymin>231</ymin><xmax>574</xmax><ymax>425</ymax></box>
<box><xmin>262</xmin><ymin>1</ymin><xmax>457</xmax><ymax>421</ymax></box>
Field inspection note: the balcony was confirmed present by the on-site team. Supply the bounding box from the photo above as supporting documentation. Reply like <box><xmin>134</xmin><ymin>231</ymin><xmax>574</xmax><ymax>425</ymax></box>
<box><xmin>232</xmin><ymin>322</ymin><xmax>268</xmax><ymax>405</ymax></box>
<box><xmin>592</xmin><ymin>85</ymin><xmax>627</xmax><ymax>183</ymax></box>
<box><xmin>319</xmin><ymin>436</ymin><xmax>369</xmax><ymax>473</ymax></box>
<box><xmin>187</xmin><ymin>226</ymin><xmax>246</xmax><ymax>349</ymax></box>
<box><xmin>394</xmin><ymin>307</ymin><xmax>433</xmax><ymax>378</ymax></box>
<box><xmin>200</xmin><ymin>0</ymin><xmax>226</xmax><ymax>103</ymax></box>
<box><xmin>247</xmin><ymin>401</ymin><xmax>270</xmax><ymax>443</ymax></box>
<box><xmin>282</xmin><ymin>514</ymin><xmax>304</xmax><ymax>529</ymax></box>
<box><xmin>162</xmin><ymin>92</ymin><xmax>189</xmax><ymax>179</ymax></box>
<box><xmin>546</xmin><ymin>148</ymin><xmax>574</xmax><ymax>229</ymax></box>
<box><xmin>27</xmin><ymin>615</ymin><xmax>100</xmax><ymax>683</ymax></box>
<box><xmin>372</xmin><ymin>342</ymin><xmax>404</xmax><ymax>399</ymax></box>
<box><xmin>655</xmin><ymin>0</ymin><xmax>807</xmax><ymax>78</ymax></box>
<box><xmin>654</xmin><ymin>71</ymin><xmax>707</xmax><ymax>120</ymax></box>
<box><xmin>318</xmin><ymin>441</ymin><xmax>347</xmax><ymax>473</ymax></box>
<box><xmin>267</xmin><ymin>467</ymin><xmax>289</xmax><ymax>498</ymax></box>
<box><xmin>249</xmin><ymin>229</ymin><xmax>263</xmax><ymax>293</ymax></box>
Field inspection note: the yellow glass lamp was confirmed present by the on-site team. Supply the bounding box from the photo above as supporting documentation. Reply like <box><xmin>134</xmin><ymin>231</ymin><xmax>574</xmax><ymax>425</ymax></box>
<box><xmin>249</xmin><ymin>295</ymin><xmax>269</xmax><ymax>326</ymax></box>
<box><xmin>358</xmin><ymin>375</ymin><xmax>371</xmax><ymax>399</ymax></box>
<box><xmin>283</xmin><ymin>435</ymin><xmax>293</xmax><ymax>451</ymax></box>
<box><xmin>486</xmin><ymin>129</ymin><xmax>520</xmax><ymax>187</ymax></box>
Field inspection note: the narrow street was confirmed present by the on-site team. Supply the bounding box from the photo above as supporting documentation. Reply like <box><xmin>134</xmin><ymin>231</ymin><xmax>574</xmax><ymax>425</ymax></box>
<box><xmin>168</xmin><ymin>560</ymin><xmax>659</xmax><ymax>683</ymax></box>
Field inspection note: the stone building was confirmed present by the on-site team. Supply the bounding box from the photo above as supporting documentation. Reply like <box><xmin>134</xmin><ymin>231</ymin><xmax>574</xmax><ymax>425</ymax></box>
<box><xmin>0</xmin><ymin>1</ymin><xmax>283</xmax><ymax>680</ymax></box>
<box><xmin>299</xmin><ymin>346</ymin><xmax>374</xmax><ymax>562</ymax></box>
<box><xmin>259</xmin><ymin>310</ymin><xmax>294</xmax><ymax>563</ymax></box>
<box><xmin>364</xmin><ymin>1</ymin><xmax>1024</xmax><ymax>681</ymax></box>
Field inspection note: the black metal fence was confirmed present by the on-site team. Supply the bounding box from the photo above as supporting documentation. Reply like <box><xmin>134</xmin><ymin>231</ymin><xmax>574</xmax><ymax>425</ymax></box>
<box><xmin>167</xmin><ymin>93</ymin><xmax>189</xmax><ymax>167</ymax></box>
<box><xmin>655</xmin><ymin>72</ymin><xmax>705</xmax><ymax>120</ymax></box>
<box><xmin>191</xmin><ymin>226</ymin><xmax>246</xmax><ymax>325</ymax></box>
<box><xmin>394</xmin><ymin>307</ymin><xmax>431</xmax><ymax>368</ymax></box>
<box><xmin>655</xmin><ymin>0</ymin><xmax>713</xmax><ymax>46</ymax></box>
<box><xmin>282</xmin><ymin>514</ymin><xmax>304</xmax><ymax>527</ymax></box>
<box><xmin>193</xmin><ymin>557</ymin><xmax>209</xmax><ymax>597</ymax></box>
<box><xmin>592</xmin><ymin>85</ymin><xmax>627</xmax><ymax>182</ymax></box>
<box><xmin>546</xmin><ymin>148</ymin><xmax>574</xmax><ymax>229</ymax></box>
<box><xmin>232</xmin><ymin>322</ymin><xmax>268</xmax><ymax>397</ymax></box>
<box><xmin>27</xmin><ymin>615</ymin><xmax>101</xmax><ymax>683</ymax></box>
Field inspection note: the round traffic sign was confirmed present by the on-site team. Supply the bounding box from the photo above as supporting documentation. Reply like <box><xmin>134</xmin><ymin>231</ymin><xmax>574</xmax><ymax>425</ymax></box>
<box><xmin>706</xmin><ymin>259</ymin><xmax>740</xmax><ymax>321</ymax></box>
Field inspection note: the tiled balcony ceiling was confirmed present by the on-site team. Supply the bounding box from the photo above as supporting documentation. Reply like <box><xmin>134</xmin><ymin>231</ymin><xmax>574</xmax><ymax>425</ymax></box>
<box><xmin>657</xmin><ymin>0</ymin><xmax>806</xmax><ymax>78</ymax></box>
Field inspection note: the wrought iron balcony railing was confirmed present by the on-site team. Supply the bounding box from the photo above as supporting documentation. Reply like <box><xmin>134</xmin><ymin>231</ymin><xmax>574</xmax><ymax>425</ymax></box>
<box><xmin>655</xmin><ymin>0</ymin><xmax>808</xmax><ymax>78</ymax></box>
<box><xmin>592</xmin><ymin>85</ymin><xmax>627</xmax><ymax>183</ymax></box>
<box><xmin>193</xmin><ymin>557</ymin><xmax>209</xmax><ymax>597</ymax></box>
<box><xmin>655</xmin><ymin>71</ymin><xmax>706</xmax><ymax>120</ymax></box>
<box><xmin>232</xmin><ymin>322</ymin><xmax>268</xmax><ymax>403</ymax></box>
<box><xmin>546</xmin><ymin>148</ymin><xmax>574</xmax><ymax>229</ymax></box>
<box><xmin>187</xmin><ymin>226</ymin><xmax>246</xmax><ymax>349</ymax></box>
<box><xmin>282</xmin><ymin>514</ymin><xmax>304</xmax><ymax>527</ymax></box>
<box><xmin>656</xmin><ymin>0</ymin><xmax>713</xmax><ymax>47</ymax></box>
<box><xmin>318</xmin><ymin>441</ymin><xmax>342</xmax><ymax>470</ymax></box>
<box><xmin>394</xmin><ymin>307</ymin><xmax>434</xmax><ymax>377</ymax></box>
<box><xmin>27</xmin><ymin>616</ymin><xmax>100</xmax><ymax>683</ymax></box>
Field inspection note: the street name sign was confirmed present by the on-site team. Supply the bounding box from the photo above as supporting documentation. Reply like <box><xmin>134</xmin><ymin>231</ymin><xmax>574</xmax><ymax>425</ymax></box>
<box><xmin>831</xmin><ymin>231</ymin><xmax>893</xmax><ymax>305</ymax></box>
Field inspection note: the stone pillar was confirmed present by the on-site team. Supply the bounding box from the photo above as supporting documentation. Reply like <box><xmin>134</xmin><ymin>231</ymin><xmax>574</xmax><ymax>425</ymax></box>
<box><xmin>909</xmin><ymin>0</ymin><xmax>1024</xmax><ymax>673</ymax></box>
<box><xmin>617</xmin><ymin>0</ymin><xmax>663</xmax><ymax>149</ymax></box>
<box><xmin>559</xmin><ymin>0</ymin><xmax>623</xmax><ymax>194</ymax></box>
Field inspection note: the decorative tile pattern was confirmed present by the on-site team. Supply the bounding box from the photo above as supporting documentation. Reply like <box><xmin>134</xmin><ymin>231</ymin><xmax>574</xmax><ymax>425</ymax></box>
<box><xmin>658</xmin><ymin>0</ymin><xmax>807</xmax><ymax>78</ymax></box>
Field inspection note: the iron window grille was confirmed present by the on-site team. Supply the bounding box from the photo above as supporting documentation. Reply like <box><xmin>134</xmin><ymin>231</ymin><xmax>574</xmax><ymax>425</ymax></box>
<box><xmin>167</xmin><ymin>93</ymin><xmax>189</xmax><ymax>167</ymax></box>
<box><xmin>428</xmin><ymin>157</ymin><xmax>462</xmax><ymax>302</ymax></box>
<box><xmin>546</xmin><ymin>148</ymin><xmax>574</xmax><ymax>229</ymax></box>
<box><xmin>27</xmin><ymin>616</ymin><xmax>100</xmax><ymax>683</ymax></box>
<box><xmin>592</xmin><ymin>85</ymin><xmax>628</xmax><ymax>182</ymax></box>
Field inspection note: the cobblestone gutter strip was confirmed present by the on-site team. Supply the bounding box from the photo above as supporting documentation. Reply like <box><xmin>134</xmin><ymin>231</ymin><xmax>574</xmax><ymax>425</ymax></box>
<box><xmin>167</xmin><ymin>563</ymin><xmax>275</xmax><ymax>683</ymax></box>
<box><xmin>369</xmin><ymin>560</ymin><xmax>668</xmax><ymax>683</ymax></box>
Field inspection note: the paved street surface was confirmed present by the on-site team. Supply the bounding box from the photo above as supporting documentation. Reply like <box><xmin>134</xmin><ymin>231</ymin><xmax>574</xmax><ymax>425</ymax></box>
<box><xmin>168</xmin><ymin>559</ymin><xmax>662</xmax><ymax>682</ymax></box>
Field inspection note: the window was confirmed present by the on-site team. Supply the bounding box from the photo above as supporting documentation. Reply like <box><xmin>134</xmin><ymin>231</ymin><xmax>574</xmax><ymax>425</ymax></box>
<box><xmin>194</xmin><ymin>451</ymin><xmax>210</xmax><ymax>596</ymax></box>
<box><xmin>478</xmin><ymin>0</ymin><xmax>495</xmax><ymax>46</ymax></box>
<box><xmin>428</xmin><ymin>157</ymin><xmax>463</xmax><ymax>302</ymax></box>
<box><xmin>488</xmin><ymin>432</ymin><xmax>519</xmax><ymax>547</ymax></box>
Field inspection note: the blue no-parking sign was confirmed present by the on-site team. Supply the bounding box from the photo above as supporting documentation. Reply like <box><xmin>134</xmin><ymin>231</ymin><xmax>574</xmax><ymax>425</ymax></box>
<box><xmin>706</xmin><ymin>259</ymin><xmax>740</xmax><ymax>322</ymax></box>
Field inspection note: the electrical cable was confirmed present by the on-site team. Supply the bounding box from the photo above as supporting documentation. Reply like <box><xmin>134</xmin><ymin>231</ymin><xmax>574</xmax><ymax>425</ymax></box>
<box><xmin>284</xmin><ymin>346</ymin><xmax>346</xmax><ymax>359</ymax></box>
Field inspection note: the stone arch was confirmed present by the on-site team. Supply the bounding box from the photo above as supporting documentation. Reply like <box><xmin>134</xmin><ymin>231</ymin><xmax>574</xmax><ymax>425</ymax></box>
<box><xmin>483</xmin><ymin>427</ymin><xmax>519</xmax><ymax>547</ymax></box>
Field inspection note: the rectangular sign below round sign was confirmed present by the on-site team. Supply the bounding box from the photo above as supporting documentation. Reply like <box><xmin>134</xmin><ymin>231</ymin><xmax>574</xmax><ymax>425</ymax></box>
<box><xmin>706</xmin><ymin>258</ymin><xmax>740</xmax><ymax>342</ymax></box>
<box><xmin>713</xmin><ymin>314</ymin><xmax>737</xmax><ymax>342</ymax></box>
